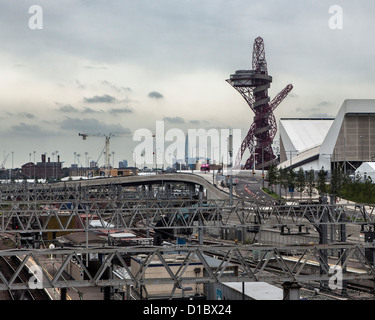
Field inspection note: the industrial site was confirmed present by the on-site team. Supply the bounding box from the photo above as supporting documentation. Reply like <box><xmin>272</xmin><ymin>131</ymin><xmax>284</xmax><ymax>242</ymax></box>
<box><xmin>0</xmin><ymin>32</ymin><xmax>375</xmax><ymax>307</ymax></box>
<box><xmin>1</xmin><ymin>4</ymin><xmax>375</xmax><ymax>317</ymax></box>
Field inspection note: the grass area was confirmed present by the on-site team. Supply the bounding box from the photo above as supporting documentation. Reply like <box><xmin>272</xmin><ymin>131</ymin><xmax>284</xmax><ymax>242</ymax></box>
<box><xmin>262</xmin><ymin>187</ymin><xmax>284</xmax><ymax>200</ymax></box>
<box><xmin>339</xmin><ymin>193</ymin><xmax>375</xmax><ymax>205</ymax></box>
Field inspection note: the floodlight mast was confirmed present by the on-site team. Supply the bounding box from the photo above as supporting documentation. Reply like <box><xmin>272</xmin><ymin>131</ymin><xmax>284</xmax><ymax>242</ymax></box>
<box><xmin>226</xmin><ymin>36</ymin><xmax>293</xmax><ymax>170</ymax></box>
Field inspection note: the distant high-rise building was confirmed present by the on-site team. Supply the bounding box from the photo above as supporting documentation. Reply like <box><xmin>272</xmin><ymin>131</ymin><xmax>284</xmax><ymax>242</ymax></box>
<box><xmin>119</xmin><ymin>159</ymin><xmax>128</xmax><ymax>168</ymax></box>
<box><xmin>89</xmin><ymin>161</ymin><xmax>97</xmax><ymax>168</ymax></box>
<box><xmin>185</xmin><ymin>133</ymin><xmax>197</xmax><ymax>168</ymax></box>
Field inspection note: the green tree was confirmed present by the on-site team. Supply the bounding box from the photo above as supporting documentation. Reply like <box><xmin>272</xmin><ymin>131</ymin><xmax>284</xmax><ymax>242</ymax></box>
<box><xmin>316</xmin><ymin>167</ymin><xmax>328</xmax><ymax>195</ymax></box>
<box><xmin>306</xmin><ymin>169</ymin><xmax>315</xmax><ymax>199</ymax></box>
<box><xmin>342</xmin><ymin>173</ymin><xmax>362</xmax><ymax>202</ymax></box>
<box><xmin>278</xmin><ymin>168</ymin><xmax>289</xmax><ymax>197</ymax></box>
<box><xmin>330</xmin><ymin>164</ymin><xmax>346</xmax><ymax>197</ymax></box>
<box><xmin>336</xmin><ymin>172</ymin><xmax>375</xmax><ymax>204</ymax></box>
<box><xmin>363</xmin><ymin>176</ymin><xmax>373</xmax><ymax>203</ymax></box>
<box><xmin>296</xmin><ymin>167</ymin><xmax>306</xmax><ymax>199</ymax></box>
<box><xmin>287</xmin><ymin>168</ymin><xmax>296</xmax><ymax>199</ymax></box>
<box><xmin>266</xmin><ymin>164</ymin><xmax>278</xmax><ymax>193</ymax></box>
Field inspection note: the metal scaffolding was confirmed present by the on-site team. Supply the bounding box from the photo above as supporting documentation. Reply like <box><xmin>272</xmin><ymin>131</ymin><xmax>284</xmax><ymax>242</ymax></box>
<box><xmin>0</xmin><ymin>244</ymin><xmax>374</xmax><ymax>293</ymax></box>
<box><xmin>1</xmin><ymin>182</ymin><xmax>375</xmax><ymax>298</ymax></box>
<box><xmin>1</xmin><ymin>182</ymin><xmax>374</xmax><ymax>234</ymax></box>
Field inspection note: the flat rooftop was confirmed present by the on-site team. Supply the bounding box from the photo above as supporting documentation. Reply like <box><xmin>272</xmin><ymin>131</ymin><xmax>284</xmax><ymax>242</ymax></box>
<box><xmin>223</xmin><ymin>282</ymin><xmax>283</xmax><ymax>300</ymax></box>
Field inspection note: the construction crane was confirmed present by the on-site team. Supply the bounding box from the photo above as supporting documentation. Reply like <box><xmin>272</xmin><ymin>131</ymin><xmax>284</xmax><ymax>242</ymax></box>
<box><xmin>79</xmin><ymin>132</ymin><xmax>134</xmax><ymax>174</ymax></box>
<box><xmin>78</xmin><ymin>133</ymin><xmax>119</xmax><ymax>176</ymax></box>
<box><xmin>1</xmin><ymin>153</ymin><xmax>9</xmax><ymax>169</ymax></box>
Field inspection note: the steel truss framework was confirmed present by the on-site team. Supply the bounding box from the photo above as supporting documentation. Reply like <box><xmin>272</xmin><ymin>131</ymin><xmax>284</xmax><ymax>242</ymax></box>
<box><xmin>1</xmin><ymin>182</ymin><xmax>375</xmax><ymax>234</ymax></box>
<box><xmin>0</xmin><ymin>244</ymin><xmax>374</xmax><ymax>295</ymax></box>
<box><xmin>1</xmin><ymin>183</ymin><xmax>375</xmax><ymax>297</ymax></box>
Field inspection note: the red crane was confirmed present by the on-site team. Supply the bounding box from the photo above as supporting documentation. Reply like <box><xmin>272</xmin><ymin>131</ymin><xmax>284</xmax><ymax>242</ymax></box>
<box><xmin>226</xmin><ymin>37</ymin><xmax>293</xmax><ymax>170</ymax></box>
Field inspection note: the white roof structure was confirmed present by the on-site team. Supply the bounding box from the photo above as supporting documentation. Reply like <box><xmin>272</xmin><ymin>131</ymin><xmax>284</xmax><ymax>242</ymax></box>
<box><xmin>279</xmin><ymin>118</ymin><xmax>334</xmax><ymax>169</ymax></box>
<box><xmin>89</xmin><ymin>220</ymin><xmax>115</xmax><ymax>228</ymax></box>
<box><xmin>109</xmin><ymin>232</ymin><xmax>136</xmax><ymax>238</ymax></box>
<box><xmin>280</xmin><ymin>119</ymin><xmax>334</xmax><ymax>154</ymax></box>
<box><xmin>280</xmin><ymin>118</ymin><xmax>334</xmax><ymax>153</ymax></box>
<box><xmin>355</xmin><ymin>162</ymin><xmax>375</xmax><ymax>181</ymax></box>
<box><xmin>279</xmin><ymin>99</ymin><xmax>375</xmax><ymax>171</ymax></box>
<box><xmin>223</xmin><ymin>282</ymin><xmax>283</xmax><ymax>300</ymax></box>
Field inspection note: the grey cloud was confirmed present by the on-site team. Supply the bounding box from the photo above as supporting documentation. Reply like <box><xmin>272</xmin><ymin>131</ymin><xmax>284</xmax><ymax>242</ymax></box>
<box><xmin>295</xmin><ymin>107</ymin><xmax>334</xmax><ymax>118</ymax></box>
<box><xmin>58</xmin><ymin>104</ymin><xmax>79</xmax><ymax>113</ymax></box>
<box><xmin>307</xmin><ymin>107</ymin><xmax>320</xmax><ymax>112</ymax></box>
<box><xmin>80</xmin><ymin>107</ymin><xmax>133</xmax><ymax>115</ymax></box>
<box><xmin>59</xmin><ymin>117</ymin><xmax>129</xmax><ymax>134</ymax></box>
<box><xmin>101</xmin><ymin>80</ymin><xmax>132</xmax><ymax>93</ymax></box>
<box><xmin>163</xmin><ymin>116</ymin><xmax>185</xmax><ymax>124</ymax></box>
<box><xmin>8</xmin><ymin>112</ymin><xmax>35</xmax><ymax>119</ymax></box>
<box><xmin>189</xmin><ymin>120</ymin><xmax>200</xmax><ymax>125</ymax></box>
<box><xmin>10</xmin><ymin>122</ymin><xmax>55</xmax><ymax>136</ymax></box>
<box><xmin>84</xmin><ymin>65</ymin><xmax>108</xmax><ymax>70</ymax></box>
<box><xmin>189</xmin><ymin>120</ymin><xmax>210</xmax><ymax>125</ymax></box>
<box><xmin>109</xmin><ymin>108</ymin><xmax>133</xmax><ymax>115</ymax></box>
<box><xmin>148</xmin><ymin>91</ymin><xmax>164</xmax><ymax>99</ymax></box>
<box><xmin>76</xmin><ymin>79</ymin><xmax>86</xmax><ymax>89</ymax></box>
<box><xmin>84</xmin><ymin>94</ymin><xmax>118</xmax><ymax>104</ymax></box>
<box><xmin>317</xmin><ymin>101</ymin><xmax>332</xmax><ymax>107</ymax></box>
<box><xmin>82</xmin><ymin>107</ymin><xmax>100</xmax><ymax>114</ymax></box>
<box><xmin>296</xmin><ymin>107</ymin><xmax>317</xmax><ymax>112</ymax></box>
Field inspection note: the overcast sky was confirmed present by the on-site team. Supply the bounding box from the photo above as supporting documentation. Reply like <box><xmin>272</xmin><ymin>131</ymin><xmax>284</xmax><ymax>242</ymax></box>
<box><xmin>0</xmin><ymin>0</ymin><xmax>374</xmax><ymax>168</ymax></box>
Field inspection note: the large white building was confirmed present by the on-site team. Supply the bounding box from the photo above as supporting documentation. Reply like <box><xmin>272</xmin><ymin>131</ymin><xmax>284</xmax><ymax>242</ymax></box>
<box><xmin>279</xmin><ymin>99</ymin><xmax>375</xmax><ymax>172</ymax></box>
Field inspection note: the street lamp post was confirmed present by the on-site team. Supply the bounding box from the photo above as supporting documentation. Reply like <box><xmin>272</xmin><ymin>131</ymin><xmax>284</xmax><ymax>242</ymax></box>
<box><xmin>52</xmin><ymin>152</ymin><xmax>55</xmax><ymax>178</ymax></box>
<box><xmin>10</xmin><ymin>151</ymin><xmax>14</xmax><ymax>181</ymax></box>
<box><xmin>33</xmin><ymin>151</ymin><xmax>36</xmax><ymax>180</ymax></box>
<box><xmin>56</xmin><ymin>150</ymin><xmax>59</xmax><ymax>179</ymax></box>
<box><xmin>360</xmin><ymin>135</ymin><xmax>365</xmax><ymax>163</ymax></box>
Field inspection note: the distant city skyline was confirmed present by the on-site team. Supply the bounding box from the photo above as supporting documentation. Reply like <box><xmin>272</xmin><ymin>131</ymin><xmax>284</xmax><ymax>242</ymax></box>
<box><xmin>1</xmin><ymin>1</ymin><xmax>374</xmax><ymax>168</ymax></box>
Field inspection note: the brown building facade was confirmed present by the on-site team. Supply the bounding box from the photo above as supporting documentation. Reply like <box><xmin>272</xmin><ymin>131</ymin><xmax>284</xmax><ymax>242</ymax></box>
<box><xmin>21</xmin><ymin>154</ymin><xmax>62</xmax><ymax>179</ymax></box>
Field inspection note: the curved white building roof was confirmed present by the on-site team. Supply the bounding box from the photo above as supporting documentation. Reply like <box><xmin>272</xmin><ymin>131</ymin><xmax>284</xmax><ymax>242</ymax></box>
<box><xmin>279</xmin><ymin>99</ymin><xmax>375</xmax><ymax>170</ymax></box>
<box><xmin>280</xmin><ymin>118</ymin><xmax>334</xmax><ymax>155</ymax></box>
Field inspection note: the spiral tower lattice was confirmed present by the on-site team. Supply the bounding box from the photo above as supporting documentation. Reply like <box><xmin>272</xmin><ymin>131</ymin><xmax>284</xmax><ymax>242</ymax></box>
<box><xmin>226</xmin><ymin>37</ymin><xmax>293</xmax><ymax>170</ymax></box>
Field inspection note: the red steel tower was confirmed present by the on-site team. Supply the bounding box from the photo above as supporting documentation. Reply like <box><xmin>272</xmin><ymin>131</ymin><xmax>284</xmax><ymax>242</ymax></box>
<box><xmin>226</xmin><ymin>37</ymin><xmax>293</xmax><ymax>170</ymax></box>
